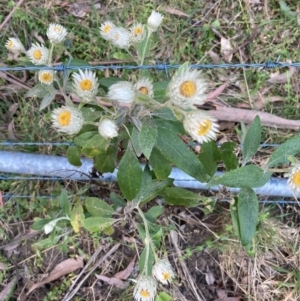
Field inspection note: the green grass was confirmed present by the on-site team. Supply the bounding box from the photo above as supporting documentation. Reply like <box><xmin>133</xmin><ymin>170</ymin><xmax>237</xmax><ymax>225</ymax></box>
<box><xmin>1</xmin><ymin>1</ymin><xmax>300</xmax><ymax>300</ymax></box>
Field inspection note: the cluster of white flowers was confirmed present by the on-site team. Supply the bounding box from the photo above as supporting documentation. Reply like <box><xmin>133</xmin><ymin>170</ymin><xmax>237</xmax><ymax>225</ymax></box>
<box><xmin>134</xmin><ymin>259</ymin><xmax>175</xmax><ymax>301</ymax></box>
<box><xmin>99</xmin><ymin>10</ymin><xmax>163</xmax><ymax>49</ymax></box>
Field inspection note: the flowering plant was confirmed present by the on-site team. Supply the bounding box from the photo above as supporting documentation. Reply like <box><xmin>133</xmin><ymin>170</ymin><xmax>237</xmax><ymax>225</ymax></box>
<box><xmin>6</xmin><ymin>10</ymin><xmax>300</xmax><ymax>300</ymax></box>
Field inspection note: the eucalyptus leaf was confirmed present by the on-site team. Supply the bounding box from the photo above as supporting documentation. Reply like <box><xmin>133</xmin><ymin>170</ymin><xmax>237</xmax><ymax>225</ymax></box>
<box><xmin>238</xmin><ymin>188</ymin><xmax>259</xmax><ymax>246</ymax></box>
<box><xmin>207</xmin><ymin>165</ymin><xmax>271</xmax><ymax>188</ymax></box>
<box><xmin>267</xmin><ymin>135</ymin><xmax>300</xmax><ymax>167</ymax></box>
<box><xmin>117</xmin><ymin>147</ymin><xmax>143</xmax><ymax>200</ymax></box>
<box><xmin>242</xmin><ymin>116</ymin><xmax>261</xmax><ymax>166</ymax></box>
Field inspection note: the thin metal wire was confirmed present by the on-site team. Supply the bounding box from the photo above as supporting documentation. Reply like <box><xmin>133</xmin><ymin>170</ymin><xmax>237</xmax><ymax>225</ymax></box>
<box><xmin>1</xmin><ymin>194</ymin><xmax>296</xmax><ymax>204</ymax></box>
<box><xmin>1</xmin><ymin>60</ymin><xmax>300</xmax><ymax>73</ymax></box>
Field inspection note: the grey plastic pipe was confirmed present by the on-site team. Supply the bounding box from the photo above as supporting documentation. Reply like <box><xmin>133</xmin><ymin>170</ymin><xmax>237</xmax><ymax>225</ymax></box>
<box><xmin>0</xmin><ymin>151</ymin><xmax>298</xmax><ymax>198</ymax></box>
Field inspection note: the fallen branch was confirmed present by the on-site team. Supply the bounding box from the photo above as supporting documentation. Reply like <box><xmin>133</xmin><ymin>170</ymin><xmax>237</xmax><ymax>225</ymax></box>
<box><xmin>208</xmin><ymin>105</ymin><xmax>300</xmax><ymax>130</ymax></box>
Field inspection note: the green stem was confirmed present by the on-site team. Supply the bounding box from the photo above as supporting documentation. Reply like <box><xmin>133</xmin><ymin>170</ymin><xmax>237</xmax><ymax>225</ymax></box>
<box><xmin>140</xmin><ymin>30</ymin><xmax>151</xmax><ymax>66</ymax></box>
<box><xmin>48</xmin><ymin>43</ymin><xmax>54</xmax><ymax>65</ymax></box>
<box><xmin>136</xmin><ymin>206</ymin><xmax>158</xmax><ymax>275</ymax></box>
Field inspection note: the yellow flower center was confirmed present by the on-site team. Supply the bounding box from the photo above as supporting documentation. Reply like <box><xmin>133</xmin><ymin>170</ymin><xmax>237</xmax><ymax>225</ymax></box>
<box><xmin>114</xmin><ymin>33</ymin><xmax>120</xmax><ymax>41</ymax></box>
<box><xmin>54</xmin><ymin>26</ymin><xmax>62</xmax><ymax>32</ymax></box>
<box><xmin>139</xmin><ymin>87</ymin><xmax>148</xmax><ymax>95</ymax></box>
<box><xmin>180</xmin><ymin>81</ymin><xmax>196</xmax><ymax>97</ymax></box>
<box><xmin>41</xmin><ymin>72</ymin><xmax>53</xmax><ymax>83</ymax></box>
<box><xmin>58</xmin><ymin>111</ymin><xmax>71</xmax><ymax>126</ymax></box>
<box><xmin>80</xmin><ymin>79</ymin><xmax>93</xmax><ymax>91</ymax></box>
<box><xmin>33</xmin><ymin>49</ymin><xmax>42</xmax><ymax>60</ymax></box>
<box><xmin>197</xmin><ymin>120</ymin><xmax>211</xmax><ymax>136</ymax></box>
<box><xmin>140</xmin><ymin>289</ymin><xmax>150</xmax><ymax>298</ymax></box>
<box><xmin>292</xmin><ymin>171</ymin><xmax>300</xmax><ymax>187</ymax></box>
<box><xmin>8</xmin><ymin>41</ymin><xmax>13</xmax><ymax>48</ymax></box>
<box><xmin>134</xmin><ymin>26</ymin><xmax>143</xmax><ymax>36</ymax></box>
<box><xmin>103</xmin><ymin>24</ymin><xmax>112</xmax><ymax>33</ymax></box>
<box><xmin>162</xmin><ymin>272</ymin><xmax>171</xmax><ymax>281</ymax></box>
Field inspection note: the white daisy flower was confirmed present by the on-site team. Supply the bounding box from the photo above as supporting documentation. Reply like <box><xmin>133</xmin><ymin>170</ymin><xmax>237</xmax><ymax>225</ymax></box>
<box><xmin>134</xmin><ymin>78</ymin><xmax>154</xmax><ymax>97</ymax></box>
<box><xmin>99</xmin><ymin>21</ymin><xmax>117</xmax><ymax>41</ymax></box>
<box><xmin>152</xmin><ymin>259</ymin><xmax>175</xmax><ymax>285</ymax></box>
<box><xmin>111</xmin><ymin>27</ymin><xmax>131</xmax><ymax>49</ymax></box>
<box><xmin>287</xmin><ymin>164</ymin><xmax>300</xmax><ymax>194</ymax></box>
<box><xmin>130</xmin><ymin>23</ymin><xmax>146</xmax><ymax>43</ymax></box>
<box><xmin>38</xmin><ymin>70</ymin><xmax>54</xmax><ymax>85</ymax></box>
<box><xmin>98</xmin><ymin>119</ymin><xmax>118</xmax><ymax>139</ymax></box>
<box><xmin>133</xmin><ymin>275</ymin><xmax>157</xmax><ymax>301</ymax></box>
<box><xmin>107</xmin><ymin>81</ymin><xmax>135</xmax><ymax>105</ymax></box>
<box><xmin>26</xmin><ymin>43</ymin><xmax>49</xmax><ymax>65</ymax></box>
<box><xmin>51</xmin><ymin>106</ymin><xmax>84</xmax><ymax>135</ymax></box>
<box><xmin>47</xmin><ymin>23</ymin><xmax>68</xmax><ymax>43</ymax></box>
<box><xmin>5</xmin><ymin>37</ymin><xmax>25</xmax><ymax>54</ymax></box>
<box><xmin>183</xmin><ymin>110</ymin><xmax>219</xmax><ymax>144</ymax></box>
<box><xmin>167</xmin><ymin>68</ymin><xmax>207</xmax><ymax>109</ymax></box>
<box><xmin>147</xmin><ymin>11</ymin><xmax>163</xmax><ymax>33</ymax></box>
<box><xmin>72</xmin><ymin>69</ymin><xmax>99</xmax><ymax>102</ymax></box>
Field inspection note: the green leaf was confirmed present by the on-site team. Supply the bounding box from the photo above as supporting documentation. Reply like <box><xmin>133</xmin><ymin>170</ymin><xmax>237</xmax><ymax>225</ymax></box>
<box><xmin>25</xmin><ymin>84</ymin><xmax>47</xmax><ymax>98</ymax></box>
<box><xmin>161</xmin><ymin>187</ymin><xmax>206</xmax><ymax>207</ymax></box>
<box><xmin>39</xmin><ymin>88</ymin><xmax>56</xmax><ymax>110</ymax></box>
<box><xmin>68</xmin><ymin>58</ymin><xmax>90</xmax><ymax>67</ymax></box>
<box><xmin>279</xmin><ymin>0</ymin><xmax>297</xmax><ymax>18</ymax></box>
<box><xmin>153</xmin><ymin>81</ymin><xmax>169</xmax><ymax>102</ymax></box>
<box><xmin>110</xmin><ymin>192</ymin><xmax>126</xmax><ymax>208</ymax></box>
<box><xmin>81</xmin><ymin>106</ymin><xmax>102</xmax><ymax>122</ymax></box>
<box><xmin>84</xmin><ymin>133</ymin><xmax>110</xmax><ymax>150</ymax></box>
<box><xmin>220</xmin><ymin>142</ymin><xmax>239</xmax><ymax>171</ymax></box>
<box><xmin>139</xmin><ymin>246</ymin><xmax>155</xmax><ymax>276</ymax></box>
<box><xmin>74</xmin><ymin>131</ymin><xmax>98</xmax><ymax>146</ymax></box>
<box><xmin>31</xmin><ymin>217</ymin><xmax>52</xmax><ymax>231</ymax></box>
<box><xmin>155</xmin><ymin>120</ymin><xmax>209</xmax><ymax>183</ymax></box>
<box><xmin>198</xmin><ymin>141</ymin><xmax>221</xmax><ymax>177</ymax></box>
<box><xmin>242</xmin><ymin>116</ymin><xmax>261</xmax><ymax>166</ymax></box>
<box><xmin>133</xmin><ymin>165</ymin><xmax>172</xmax><ymax>205</ymax></box>
<box><xmin>207</xmin><ymin>165</ymin><xmax>271</xmax><ymax>188</ymax></box>
<box><xmin>99</xmin><ymin>77</ymin><xmax>122</xmax><ymax>90</ymax></box>
<box><xmin>82</xmin><ymin>217</ymin><xmax>115</xmax><ymax>233</ymax></box>
<box><xmin>140</xmin><ymin>118</ymin><xmax>157</xmax><ymax>159</ymax></box>
<box><xmin>94</xmin><ymin>146</ymin><xmax>117</xmax><ymax>173</ymax></box>
<box><xmin>85</xmin><ymin>197</ymin><xmax>115</xmax><ymax>217</ymax></box>
<box><xmin>32</xmin><ymin>235</ymin><xmax>60</xmax><ymax>251</ymax></box>
<box><xmin>238</xmin><ymin>188</ymin><xmax>259</xmax><ymax>246</ymax></box>
<box><xmin>70</xmin><ymin>204</ymin><xmax>84</xmax><ymax>233</ymax></box>
<box><xmin>112</xmin><ymin>52</ymin><xmax>133</xmax><ymax>61</ymax></box>
<box><xmin>149</xmin><ymin>147</ymin><xmax>172</xmax><ymax>179</ymax></box>
<box><xmin>58</xmin><ymin>190</ymin><xmax>70</xmax><ymax>215</ymax></box>
<box><xmin>267</xmin><ymin>135</ymin><xmax>300</xmax><ymax>167</ymax></box>
<box><xmin>155</xmin><ymin>292</ymin><xmax>172</xmax><ymax>301</ymax></box>
<box><xmin>117</xmin><ymin>147</ymin><xmax>143</xmax><ymax>200</ymax></box>
<box><xmin>131</xmin><ymin>126</ymin><xmax>142</xmax><ymax>157</ymax></box>
<box><xmin>66</xmin><ymin>146</ymin><xmax>82</xmax><ymax>167</ymax></box>
<box><xmin>152</xmin><ymin>108</ymin><xmax>177</xmax><ymax>121</ymax></box>
<box><xmin>230</xmin><ymin>197</ymin><xmax>240</xmax><ymax>238</ymax></box>
<box><xmin>146</xmin><ymin>206</ymin><xmax>164</xmax><ymax>219</ymax></box>
<box><xmin>137</xmin><ymin>27</ymin><xmax>150</xmax><ymax>61</ymax></box>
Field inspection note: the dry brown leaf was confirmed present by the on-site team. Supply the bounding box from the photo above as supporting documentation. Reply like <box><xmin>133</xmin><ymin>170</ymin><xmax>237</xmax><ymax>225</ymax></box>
<box><xmin>0</xmin><ymin>276</ymin><xmax>17</xmax><ymax>301</ymax></box>
<box><xmin>206</xmin><ymin>82</ymin><xmax>229</xmax><ymax>101</ymax></box>
<box><xmin>214</xmin><ymin>297</ymin><xmax>241</xmax><ymax>301</ymax></box>
<box><xmin>0</xmin><ymin>262</ymin><xmax>7</xmax><ymax>270</ymax></box>
<box><xmin>114</xmin><ymin>256</ymin><xmax>136</xmax><ymax>280</ymax></box>
<box><xmin>267</xmin><ymin>67</ymin><xmax>296</xmax><ymax>84</ymax></box>
<box><xmin>161</xmin><ymin>6</ymin><xmax>190</xmax><ymax>18</ymax></box>
<box><xmin>205</xmin><ymin>268</ymin><xmax>215</xmax><ymax>285</ymax></box>
<box><xmin>254</xmin><ymin>95</ymin><xmax>284</xmax><ymax>110</ymax></box>
<box><xmin>7</xmin><ymin>120</ymin><xmax>16</xmax><ymax>140</ymax></box>
<box><xmin>9</xmin><ymin>103</ymin><xmax>18</xmax><ymax>116</ymax></box>
<box><xmin>220</xmin><ymin>37</ymin><xmax>233</xmax><ymax>62</ymax></box>
<box><xmin>0</xmin><ymin>191</ymin><xmax>3</xmax><ymax>207</ymax></box>
<box><xmin>95</xmin><ymin>274</ymin><xmax>127</xmax><ymax>289</ymax></box>
<box><xmin>26</xmin><ymin>257</ymin><xmax>84</xmax><ymax>295</ymax></box>
<box><xmin>208</xmin><ymin>50</ymin><xmax>222</xmax><ymax>64</ymax></box>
